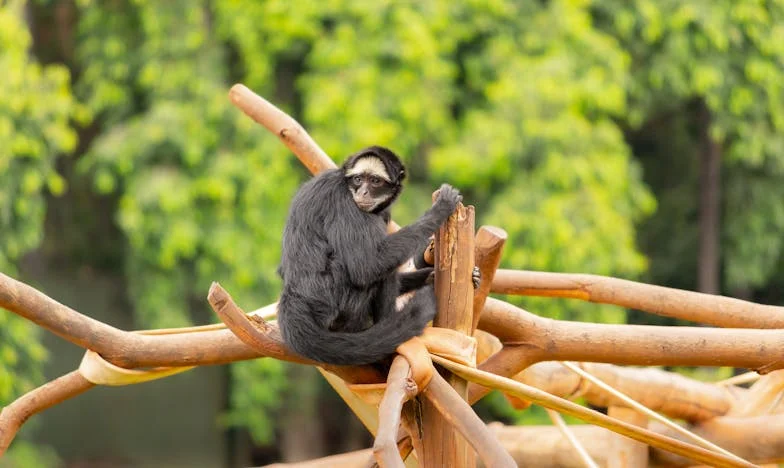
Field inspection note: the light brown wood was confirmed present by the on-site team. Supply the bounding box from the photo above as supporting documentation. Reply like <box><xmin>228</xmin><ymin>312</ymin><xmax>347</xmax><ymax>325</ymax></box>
<box><xmin>471</xmin><ymin>226</ymin><xmax>507</xmax><ymax>334</ymax></box>
<box><xmin>374</xmin><ymin>357</ymin><xmax>418</xmax><ymax>468</ymax></box>
<box><xmin>0</xmin><ymin>371</ymin><xmax>94</xmax><ymax>453</ymax></box>
<box><xmin>491</xmin><ymin>269</ymin><xmax>784</xmax><ymax>328</ymax></box>
<box><xmin>419</xmin><ymin>202</ymin><xmax>477</xmax><ymax>468</ymax></box>
<box><xmin>470</xmin><ymin>297</ymin><xmax>784</xmax><ymax>404</ymax></box>
<box><xmin>228</xmin><ymin>84</ymin><xmax>336</xmax><ymax>176</ymax></box>
<box><xmin>503</xmin><ymin>362</ymin><xmax>734</xmax><ymax>422</ymax></box>
<box><xmin>608</xmin><ymin>406</ymin><xmax>649</xmax><ymax>468</ymax></box>
<box><xmin>729</xmin><ymin>370</ymin><xmax>784</xmax><ymax>417</ymax></box>
<box><xmin>435</xmin><ymin>356</ymin><xmax>755</xmax><ymax>468</ymax></box>
<box><xmin>421</xmin><ymin>372</ymin><xmax>515</xmax><ymax>468</ymax></box>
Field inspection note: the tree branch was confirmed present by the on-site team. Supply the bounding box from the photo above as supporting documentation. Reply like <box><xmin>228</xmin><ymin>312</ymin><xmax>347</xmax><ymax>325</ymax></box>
<box><xmin>474</xmin><ymin>296</ymin><xmax>784</xmax><ymax>393</ymax></box>
<box><xmin>471</xmin><ymin>226</ymin><xmax>507</xmax><ymax>334</ymax></box>
<box><xmin>373</xmin><ymin>356</ymin><xmax>418</xmax><ymax>468</ymax></box>
<box><xmin>229</xmin><ymin>84</ymin><xmax>335</xmax><ymax>175</ymax></box>
<box><xmin>0</xmin><ymin>271</ymin><xmax>382</xmax><ymax>379</ymax></box>
<box><xmin>434</xmin><ymin>356</ymin><xmax>755</xmax><ymax>468</ymax></box>
<box><xmin>491</xmin><ymin>269</ymin><xmax>784</xmax><ymax>328</ymax></box>
<box><xmin>422</xmin><ymin>371</ymin><xmax>516</xmax><ymax>468</ymax></box>
<box><xmin>501</xmin><ymin>361</ymin><xmax>734</xmax><ymax>422</ymax></box>
<box><xmin>0</xmin><ymin>371</ymin><xmax>94</xmax><ymax>455</ymax></box>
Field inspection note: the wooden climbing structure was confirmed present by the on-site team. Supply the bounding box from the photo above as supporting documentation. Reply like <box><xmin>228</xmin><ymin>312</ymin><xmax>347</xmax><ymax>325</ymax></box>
<box><xmin>3</xmin><ymin>85</ymin><xmax>784</xmax><ymax>467</ymax></box>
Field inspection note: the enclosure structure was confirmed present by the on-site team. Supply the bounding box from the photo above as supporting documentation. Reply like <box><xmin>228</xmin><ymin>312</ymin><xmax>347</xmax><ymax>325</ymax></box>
<box><xmin>3</xmin><ymin>85</ymin><xmax>784</xmax><ymax>467</ymax></box>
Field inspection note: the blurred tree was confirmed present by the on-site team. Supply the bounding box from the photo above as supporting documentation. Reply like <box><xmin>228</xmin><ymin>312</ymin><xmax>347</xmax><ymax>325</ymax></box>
<box><xmin>425</xmin><ymin>0</ymin><xmax>656</xmax><ymax>323</ymax></box>
<box><xmin>594</xmin><ymin>0</ymin><xmax>784</xmax><ymax>299</ymax></box>
<box><xmin>74</xmin><ymin>0</ymin><xmax>294</xmax><ymax>446</ymax></box>
<box><xmin>5</xmin><ymin>0</ymin><xmax>784</xmax><ymax>463</ymax></box>
<box><xmin>0</xmin><ymin>1</ymin><xmax>78</xmax><ymax>466</ymax></box>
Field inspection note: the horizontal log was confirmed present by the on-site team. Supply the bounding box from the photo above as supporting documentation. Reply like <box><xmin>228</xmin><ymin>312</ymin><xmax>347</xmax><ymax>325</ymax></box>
<box><xmin>491</xmin><ymin>269</ymin><xmax>784</xmax><ymax>328</ymax></box>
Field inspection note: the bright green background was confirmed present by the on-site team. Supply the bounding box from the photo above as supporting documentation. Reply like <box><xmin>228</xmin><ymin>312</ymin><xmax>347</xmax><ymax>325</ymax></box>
<box><xmin>2</xmin><ymin>0</ymin><xmax>783</xmax><ymax>465</ymax></box>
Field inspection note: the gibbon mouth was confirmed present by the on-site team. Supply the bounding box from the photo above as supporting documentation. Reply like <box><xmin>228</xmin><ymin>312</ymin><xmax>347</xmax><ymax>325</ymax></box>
<box><xmin>354</xmin><ymin>196</ymin><xmax>378</xmax><ymax>211</ymax></box>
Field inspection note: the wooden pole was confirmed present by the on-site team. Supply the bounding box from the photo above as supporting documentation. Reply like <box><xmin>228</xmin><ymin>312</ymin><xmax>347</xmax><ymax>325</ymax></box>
<box><xmin>418</xmin><ymin>202</ymin><xmax>476</xmax><ymax>467</ymax></box>
<box><xmin>471</xmin><ymin>226</ymin><xmax>507</xmax><ymax>334</ymax></box>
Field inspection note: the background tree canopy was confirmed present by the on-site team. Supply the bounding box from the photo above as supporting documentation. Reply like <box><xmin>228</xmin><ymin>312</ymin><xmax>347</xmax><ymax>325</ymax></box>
<box><xmin>1</xmin><ymin>0</ymin><xmax>783</xmax><ymax>465</ymax></box>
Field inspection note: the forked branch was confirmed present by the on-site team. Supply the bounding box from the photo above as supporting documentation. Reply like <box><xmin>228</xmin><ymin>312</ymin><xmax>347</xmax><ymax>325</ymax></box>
<box><xmin>472</xmin><ymin>295</ymin><xmax>784</xmax><ymax>404</ymax></box>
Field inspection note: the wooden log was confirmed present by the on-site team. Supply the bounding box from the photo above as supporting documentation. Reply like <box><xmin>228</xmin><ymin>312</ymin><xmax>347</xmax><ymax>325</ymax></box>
<box><xmin>418</xmin><ymin>202</ymin><xmax>476</xmax><ymax>467</ymax></box>
<box><xmin>491</xmin><ymin>269</ymin><xmax>784</xmax><ymax>328</ymax></box>
<box><xmin>471</xmin><ymin>296</ymin><xmax>784</xmax><ymax>407</ymax></box>
<box><xmin>500</xmin><ymin>362</ymin><xmax>734</xmax><ymax>422</ymax></box>
<box><xmin>608</xmin><ymin>406</ymin><xmax>649</xmax><ymax>468</ymax></box>
<box><xmin>471</xmin><ymin>226</ymin><xmax>507</xmax><ymax>334</ymax></box>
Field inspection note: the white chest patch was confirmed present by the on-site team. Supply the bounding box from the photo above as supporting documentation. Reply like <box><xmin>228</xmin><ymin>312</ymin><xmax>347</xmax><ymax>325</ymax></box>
<box><xmin>346</xmin><ymin>157</ymin><xmax>390</xmax><ymax>181</ymax></box>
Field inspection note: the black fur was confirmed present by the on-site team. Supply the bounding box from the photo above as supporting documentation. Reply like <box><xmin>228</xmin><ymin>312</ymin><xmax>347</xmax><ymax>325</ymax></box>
<box><xmin>277</xmin><ymin>146</ymin><xmax>461</xmax><ymax>365</ymax></box>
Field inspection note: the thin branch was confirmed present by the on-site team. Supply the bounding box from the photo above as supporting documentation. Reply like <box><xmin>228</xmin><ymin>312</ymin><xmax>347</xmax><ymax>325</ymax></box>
<box><xmin>373</xmin><ymin>357</ymin><xmax>418</xmax><ymax>468</ymax></box>
<box><xmin>500</xmin><ymin>361</ymin><xmax>734</xmax><ymax>422</ymax></box>
<box><xmin>432</xmin><ymin>355</ymin><xmax>755</xmax><ymax>468</ymax></box>
<box><xmin>0</xmin><ymin>271</ymin><xmax>131</xmax><ymax>351</ymax></box>
<box><xmin>546</xmin><ymin>409</ymin><xmax>599</xmax><ymax>468</ymax></box>
<box><xmin>0</xmin><ymin>271</ymin><xmax>381</xmax><ymax>382</ymax></box>
<box><xmin>422</xmin><ymin>372</ymin><xmax>516</xmax><ymax>468</ymax></box>
<box><xmin>560</xmin><ymin>361</ymin><xmax>747</xmax><ymax>464</ymax></box>
<box><xmin>229</xmin><ymin>84</ymin><xmax>335</xmax><ymax>175</ymax></box>
<box><xmin>651</xmin><ymin>414</ymin><xmax>784</xmax><ymax>465</ymax></box>
<box><xmin>491</xmin><ymin>269</ymin><xmax>784</xmax><ymax>328</ymax></box>
<box><xmin>716</xmin><ymin>371</ymin><xmax>760</xmax><ymax>387</ymax></box>
<box><xmin>0</xmin><ymin>371</ymin><xmax>94</xmax><ymax>455</ymax></box>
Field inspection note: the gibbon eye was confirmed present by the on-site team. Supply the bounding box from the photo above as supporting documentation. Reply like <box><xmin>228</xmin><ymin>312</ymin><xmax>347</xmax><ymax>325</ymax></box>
<box><xmin>352</xmin><ymin>175</ymin><xmax>362</xmax><ymax>185</ymax></box>
<box><xmin>370</xmin><ymin>176</ymin><xmax>383</xmax><ymax>186</ymax></box>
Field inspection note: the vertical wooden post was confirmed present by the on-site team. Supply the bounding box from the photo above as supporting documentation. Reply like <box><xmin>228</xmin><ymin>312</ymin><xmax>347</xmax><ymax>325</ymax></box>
<box><xmin>419</xmin><ymin>202</ymin><xmax>476</xmax><ymax>467</ymax></box>
<box><xmin>471</xmin><ymin>226</ymin><xmax>507</xmax><ymax>334</ymax></box>
<box><xmin>608</xmin><ymin>406</ymin><xmax>648</xmax><ymax>468</ymax></box>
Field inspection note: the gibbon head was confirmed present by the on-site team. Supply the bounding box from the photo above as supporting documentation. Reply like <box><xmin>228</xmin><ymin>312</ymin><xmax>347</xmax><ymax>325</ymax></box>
<box><xmin>342</xmin><ymin>146</ymin><xmax>406</xmax><ymax>213</ymax></box>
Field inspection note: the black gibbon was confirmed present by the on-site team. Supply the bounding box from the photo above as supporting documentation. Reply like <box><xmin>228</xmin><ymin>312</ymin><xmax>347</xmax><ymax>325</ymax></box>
<box><xmin>277</xmin><ymin>146</ymin><xmax>461</xmax><ymax>365</ymax></box>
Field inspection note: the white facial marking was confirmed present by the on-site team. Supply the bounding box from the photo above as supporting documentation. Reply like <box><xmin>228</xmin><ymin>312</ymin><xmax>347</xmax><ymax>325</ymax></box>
<box><xmin>345</xmin><ymin>157</ymin><xmax>390</xmax><ymax>181</ymax></box>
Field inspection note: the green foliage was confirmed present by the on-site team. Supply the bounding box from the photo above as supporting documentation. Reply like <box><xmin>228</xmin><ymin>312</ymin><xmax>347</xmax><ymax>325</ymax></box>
<box><xmin>74</xmin><ymin>0</ymin><xmax>298</xmax><ymax>441</ymax></box>
<box><xmin>429</xmin><ymin>0</ymin><xmax>655</xmax><ymax>321</ymax></box>
<box><xmin>724</xmin><ymin>170</ymin><xmax>784</xmax><ymax>288</ymax></box>
<box><xmin>0</xmin><ymin>0</ymin><xmax>78</xmax><ymax>405</ymax></box>
<box><xmin>595</xmin><ymin>0</ymin><xmax>784</xmax><ymax>291</ymax></box>
<box><xmin>221</xmin><ymin>359</ymin><xmax>287</xmax><ymax>443</ymax></box>
<box><xmin>217</xmin><ymin>0</ymin><xmax>656</xmax><ymax>324</ymax></box>
<box><xmin>0</xmin><ymin>0</ymin><xmax>78</xmax><ymax>274</ymax></box>
<box><xmin>0</xmin><ymin>440</ymin><xmax>61</xmax><ymax>468</ymax></box>
<box><xmin>10</xmin><ymin>0</ymin><xmax>784</xmax><ymax>454</ymax></box>
<box><xmin>77</xmin><ymin>1</ymin><xmax>298</xmax><ymax>327</ymax></box>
